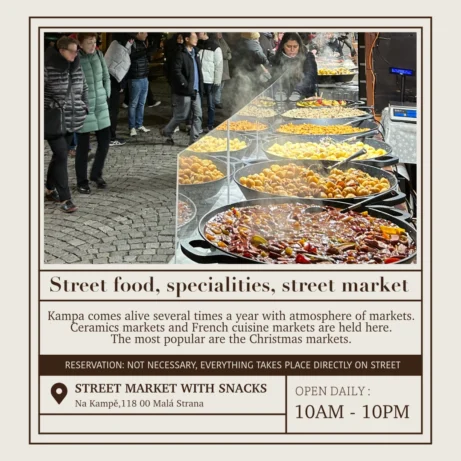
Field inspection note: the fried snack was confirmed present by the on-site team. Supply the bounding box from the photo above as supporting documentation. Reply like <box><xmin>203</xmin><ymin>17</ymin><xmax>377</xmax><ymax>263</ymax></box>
<box><xmin>239</xmin><ymin>164</ymin><xmax>390</xmax><ymax>199</ymax></box>
<box><xmin>252</xmin><ymin>97</ymin><xmax>276</xmax><ymax>107</ymax></box>
<box><xmin>318</xmin><ymin>67</ymin><xmax>355</xmax><ymax>75</ymax></box>
<box><xmin>178</xmin><ymin>156</ymin><xmax>225</xmax><ymax>185</ymax></box>
<box><xmin>283</xmin><ymin>107</ymin><xmax>368</xmax><ymax>119</ymax></box>
<box><xmin>238</xmin><ymin>106</ymin><xmax>277</xmax><ymax>117</ymax></box>
<box><xmin>276</xmin><ymin>123</ymin><xmax>369</xmax><ymax>135</ymax></box>
<box><xmin>267</xmin><ymin>141</ymin><xmax>387</xmax><ymax>160</ymax></box>
<box><xmin>216</xmin><ymin>120</ymin><xmax>268</xmax><ymax>132</ymax></box>
<box><xmin>187</xmin><ymin>136</ymin><xmax>247</xmax><ymax>153</ymax></box>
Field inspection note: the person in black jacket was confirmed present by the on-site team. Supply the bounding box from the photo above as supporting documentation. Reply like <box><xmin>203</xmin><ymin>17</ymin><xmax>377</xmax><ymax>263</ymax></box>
<box><xmin>160</xmin><ymin>33</ymin><xmax>204</xmax><ymax>146</ymax></box>
<box><xmin>44</xmin><ymin>36</ymin><xmax>89</xmax><ymax>213</ymax></box>
<box><xmin>127</xmin><ymin>32</ymin><xmax>156</xmax><ymax>137</ymax></box>
<box><xmin>270</xmin><ymin>32</ymin><xmax>317</xmax><ymax>101</ymax></box>
<box><xmin>164</xmin><ymin>33</ymin><xmax>184</xmax><ymax>84</ymax></box>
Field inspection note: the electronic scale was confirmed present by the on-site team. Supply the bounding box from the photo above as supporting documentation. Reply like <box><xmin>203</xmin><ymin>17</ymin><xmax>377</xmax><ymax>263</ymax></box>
<box><xmin>388</xmin><ymin>67</ymin><xmax>417</xmax><ymax>122</ymax></box>
<box><xmin>389</xmin><ymin>101</ymin><xmax>417</xmax><ymax>123</ymax></box>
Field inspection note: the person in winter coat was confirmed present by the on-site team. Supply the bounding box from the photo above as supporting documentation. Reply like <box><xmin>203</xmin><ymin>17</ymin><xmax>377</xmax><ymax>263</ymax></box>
<box><xmin>197</xmin><ymin>33</ymin><xmax>223</xmax><ymax>132</ymax></box>
<box><xmin>259</xmin><ymin>32</ymin><xmax>276</xmax><ymax>59</ymax></box>
<box><xmin>74</xmin><ymin>33</ymin><xmax>111</xmax><ymax>194</ymax></box>
<box><xmin>231</xmin><ymin>33</ymin><xmax>271</xmax><ymax>101</ymax></box>
<box><xmin>270</xmin><ymin>32</ymin><xmax>317</xmax><ymax>101</ymax></box>
<box><xmin>164</xmin><ymin>33</ymin><xmax>184</xmax><ymax>84</ymax></box>
<box><xmin>127</xmin><ymin>32</ymin><xmax>156</xmax><ymax>136</ymax></box>
<box><xmin>44</xmin><ymin>36</ymin><xmax>88</xmax><ymax>213</ymax></box>
<box><xmin>274</xmin><ymin>32</ymin><xmax>284</xmax><ymax>50</ymax></box>
<box><xmin>160</xmin><ymin>33</ymin><xmax>204</xmax><ymax>146</ymax></box>
<box><xmin>104</xmin><ymin>33</ymin><xmax>136</xmax><ymax>146</ymax></box>
<box><xmin>233</xmin><ymin>32</ymin><xmax>269</xmax><ymax>72</ymax></box>
<box><xmin>214</xmin><ymin>33</ymin><xmax>231</xmax><ymax>109</ymax></box>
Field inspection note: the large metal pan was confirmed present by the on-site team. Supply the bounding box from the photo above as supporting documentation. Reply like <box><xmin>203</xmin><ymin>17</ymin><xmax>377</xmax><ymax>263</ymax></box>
<box><xmin>231</xmin><ymin>113</ymin><xmax>280</xmax><ymax>126</ymax></box>
<box><xmin>180</xmin><ymin>197</ymin><xmax>416</xmax><ymax>264</ymax></box>
<box><xmin>261</xmin><ymin>135</ymin><xmax>398</xmax><ymax>168</ymax></box>
<box><xmin>216</xmin><ymin>115</ymin><xmax>274</xmax><ymax>136</ymax></box>
<box><xmin>316</xmin><ymin>72</ymin><xmax>358</xmax><ymax>83</ymax></box>
<box><xmin>281</xmin><ymin>110</ymin><xmax>373</xmax><ymax>124</ymax></box>
<box><xmin>296</xmin><ymin>98</ymin><xmax>364</xmax><ymax>108</ymax></box>
<box><xmin>178</xmin><ymin>153</ymin><xmax>231</xmax><ymax>202</ymax></box>
<box><xmin>233</xmin><ymin>159</ymin><xmax>404</xmax><ymax>205</ymax></box>
<box><xmin>177</xmin><ymin>193</ymin><xmax>197</xmax><ymax>236</ymax></box>
<box><xmin>272</xmin><ymin>118</ymin><xmax>380</xmax><ymax>139</ymax></box>
<box><xmin>185</xmin><ymin>131</ymin><xmax>254</xmax><ymax>160</ymax></box>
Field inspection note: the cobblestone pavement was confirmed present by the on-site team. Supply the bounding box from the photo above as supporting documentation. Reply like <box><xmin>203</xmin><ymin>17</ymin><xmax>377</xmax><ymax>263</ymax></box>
<box><xmin>44</xmin><ymin>78</ymin><xmax>233</xmax><ymax>264</ymax></box>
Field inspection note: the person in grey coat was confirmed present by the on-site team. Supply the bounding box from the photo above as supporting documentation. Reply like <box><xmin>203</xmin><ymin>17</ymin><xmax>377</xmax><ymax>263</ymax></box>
<box><xmin>44</xmin><ymin>36</ymin><xmax>88</xmax><ymax>213</ymax></box>
<box><xmin>230</xmin><ymin>33</ymin><xmax>271</xmax><ymax>103</ymax></box>
<box><xmin>213</xmin><ymin>33</ymin><xmax>232</xmax><ymax>109</ymax></box>
<box><xmin>259</xmin><ymin>32</ymin><xmax>276</xmax><ymax>59</ymax></box>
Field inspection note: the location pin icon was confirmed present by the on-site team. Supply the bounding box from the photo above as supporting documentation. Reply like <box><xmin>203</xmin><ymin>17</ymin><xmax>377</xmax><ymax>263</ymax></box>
<box><xmin>51</xmin><ymin>383</ymin><xmax>68</xmax><ymax>404</ymax></box>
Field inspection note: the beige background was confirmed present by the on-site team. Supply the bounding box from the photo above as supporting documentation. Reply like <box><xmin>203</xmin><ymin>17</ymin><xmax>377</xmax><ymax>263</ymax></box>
<box><xmin>1</xmin><ymin>1</ymin><xmax>456</xmax><ymax>458</ymax></box>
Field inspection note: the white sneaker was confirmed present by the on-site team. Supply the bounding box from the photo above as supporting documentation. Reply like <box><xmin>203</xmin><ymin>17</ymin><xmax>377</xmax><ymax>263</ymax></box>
<box><xmin>122</xmin><ymin>103</ymin><xmax>128</xmax><ymax>109</ymax></box>
<box><xmin>174</xmin><ymin>126</ymin><xmax>180</xmax><ymax>133</ymax></box>
<box><xmin>130</xmin><ymin>128</ymin><xmax>137</xmax><ymax>137</ymax></box>
<box><xmin>138</xmin><ymin>126</ymin><xmax>151</xmax><ymax>133</ymax></box>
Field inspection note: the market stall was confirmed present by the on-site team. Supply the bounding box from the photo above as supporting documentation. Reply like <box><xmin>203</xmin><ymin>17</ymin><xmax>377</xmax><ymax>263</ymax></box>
<box><xmin>174</xmin><ymin>76</ymin><xmax>417</xmax><ymax>265</ymax></box>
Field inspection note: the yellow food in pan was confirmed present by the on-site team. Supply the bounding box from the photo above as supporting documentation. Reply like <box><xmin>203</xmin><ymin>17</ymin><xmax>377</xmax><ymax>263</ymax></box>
<box><xmin>283</xmin><ymin>107</ymin><xmax>367</xmax><ymax>119</ymax></box>
<box><xmin>187</xmin><ymin>136</ymin><xmax>247</xmax><ymax>153</ymax></box>
<box><xmin>267</xmin><ymin>141</ymin><xmax>387</xmax><ymax>160</ymax></box>
<box><xmin>318</xmin><ymin>67</ymin><xmax>355</xmax><ymax>75</ymax></box>
<box><xmin>239</xmin><ymin>164</ymin><xmax>390</xmax><ymax>199</ymax></box>
<box><xmin>178</xmin><ymin>156</ymin><xmax>225</xmax><ymax>185</ymax></box>
<box><xmin>216</xmin><ymin>120</ymin><xmax>268</xmax><ymax>131</ymax></box>
<box><xmin>297</xmin><ymin>98</ymin><xmax>347</xmax><ymax>107</ymax></box>
<box><xmin>276</xmin><ymin>123</ymin><xmax>369</xmax><ymax>135</ymax></box>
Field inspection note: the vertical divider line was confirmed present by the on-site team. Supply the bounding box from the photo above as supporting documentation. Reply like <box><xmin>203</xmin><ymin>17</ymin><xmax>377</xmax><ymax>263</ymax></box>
<box><xmin>285</xmin><ymin>375</ymin><xmax>288</xmax><ymax>433</ymax></box>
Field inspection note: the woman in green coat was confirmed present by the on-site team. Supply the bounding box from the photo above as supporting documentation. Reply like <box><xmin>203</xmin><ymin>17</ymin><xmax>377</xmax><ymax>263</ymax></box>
<box><xmin>76</xmin><ymin>33</ymin><xmax>111</xmax><ymax>194</ymax></box>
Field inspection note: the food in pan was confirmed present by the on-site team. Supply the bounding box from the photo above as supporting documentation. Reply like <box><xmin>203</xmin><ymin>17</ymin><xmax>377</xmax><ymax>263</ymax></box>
<box><xmin>239</xmin><ymin>165</ymin><xmax>390</xmax><ymax>199</ymax></box>
<box><xmin>178</xmin><ymin>200</ymin><xmax>194</xmax><ymax>227</ymax></box>
<box><xmin>238</xmin><ymin>106</ymin><xmax>277</xmax><ymax>117</ymax></box>
<box><xmin>187</xmin><ymin>136</ymin><xmax>247</xmax><ymax>153</ymax></box>
<box><xmin>216</xmin><ymin>120</ymin><xmax>269</xmax><ymax>132</ymax></box>
<box><xmin>267</xmin><ymin>141</ymin><xmax>387</xmax><ymax>160</ymax></box>
<box><xmin>297</xmin><ymin>98</ymin><xmax>347</xmax><ymax>107</ymax></box>
<box><xmin>318</xmin><ymin>67</ymin><xmax>355</xmax><ymax>75</ymax></box>
<box><xmin>282</xmin><ymin>107</ymin><xmax>368</xmax><ymax>119</ymax></box>
<box><xmin>204</xmin><ymin>203</ymin><xmax>415</xmax><ymax>264</ymax></box>
<box><xmin>178</xmin><ymin>156</ymin><xmax>225</xmax><ymax>185</ymax></box>
<box><xmin>252</xmin><ymin>97</ymin><xmax>276</xmax><ymax>107</ymax></box>
<box><xmin>276</xmin><ymin>123</ymin><xmax>369</xmax><ymax>136</ymax></box>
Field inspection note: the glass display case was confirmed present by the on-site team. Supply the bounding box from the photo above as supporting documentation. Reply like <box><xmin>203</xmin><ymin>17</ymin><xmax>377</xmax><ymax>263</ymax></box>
<box><xmin>174</xmin><ymin>71</ymin><xmax>416</xmax><ymax>266</ymax></box>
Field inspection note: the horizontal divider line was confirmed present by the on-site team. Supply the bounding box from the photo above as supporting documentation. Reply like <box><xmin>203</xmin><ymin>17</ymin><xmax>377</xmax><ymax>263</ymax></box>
<box><xmin>40</xmin><ymin>269</ymin><xmax>422</xmax><ymax>272</ymax></box>
<box><xmin>39</xmin><ymin>299</ymin><xmax>422</xmax><ymax>302</ymax></box>
<box><xmin>41</xmin><ymin>413</ymin><xmax>286</xmax><ymax>416</ymax></box>
<box><xmin>39</xmin><ymin>431</ymin><xmax>423</xmax><ymax>435</ymax></box>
